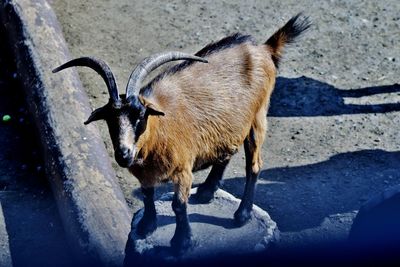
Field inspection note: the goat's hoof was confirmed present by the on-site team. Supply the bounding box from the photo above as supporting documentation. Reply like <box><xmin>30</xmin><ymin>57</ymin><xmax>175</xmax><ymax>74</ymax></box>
<box><xmin>234</xmin><ymin>209</ymin><xmax>251</xmax><ymax>227</ymax></box>
<box><xmin>194</xmin><ymin>184</ymin><xmax>216</xmax><ymax>204</ymax></box>
<box><xmin>136</xmin><ymin>217</ymin><xmax>157</xmax><ymax>237</ymax></box>
<box><xmin>170</xmin><ymin>233</ymin><xmax>192</xmax><ymax>256</ymax></box>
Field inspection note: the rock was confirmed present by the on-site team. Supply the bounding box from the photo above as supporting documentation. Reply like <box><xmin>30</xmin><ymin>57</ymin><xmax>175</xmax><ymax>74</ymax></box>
<box><xmin>349</xmin><ymin>185</ymin><xmax>400</xmax><ymax>246</ymax></box>
<box><xmin>124</xmin><ymin>188</ymin><xmax>279</xmax><ymax>265</ymax></box>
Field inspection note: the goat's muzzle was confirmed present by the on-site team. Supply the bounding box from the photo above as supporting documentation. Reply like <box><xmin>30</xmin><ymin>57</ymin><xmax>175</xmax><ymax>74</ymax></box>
<box><xmin>115</xmin><ymin>147</ymin><xmax>134</xmax><ymax>168</ymax></box>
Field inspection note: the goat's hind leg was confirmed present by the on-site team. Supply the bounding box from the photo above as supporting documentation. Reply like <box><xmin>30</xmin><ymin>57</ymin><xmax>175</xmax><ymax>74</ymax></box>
<box><xmin>136</xmin><ymin>186</ymin><xmax>157</xmax><ymax>237</ymax></box>
<box><xmin>195</xmin><ymin>159</ymin><xmax>230</xmax><ymax>203</ymax></box>
<box><xmin>234</xmin><ymin>111</ymin><xmax>266</xmax><ymax>226</ymax></box>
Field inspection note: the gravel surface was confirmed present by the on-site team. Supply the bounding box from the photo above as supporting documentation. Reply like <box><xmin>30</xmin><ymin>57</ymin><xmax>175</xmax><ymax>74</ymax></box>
<box><xmin>51</xmin><ymin>0</ymin><xmax>400</xmax><ymax>246</ymax></box>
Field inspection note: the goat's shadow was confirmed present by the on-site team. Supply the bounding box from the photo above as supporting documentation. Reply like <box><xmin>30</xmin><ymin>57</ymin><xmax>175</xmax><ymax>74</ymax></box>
<box><xmin>132</xmin><ymin>190</ymin><xmax>237</xmax><ymax>229</ymax></box>
<box><xmin>270</xmin><ymin>77</ymin><xmax>400</xmax><ymax>117</ymax></box>
<box><xmin>124</xmin><ymin>208</ymin><xmax>237</xmax><ymax>264</ymax></box>
<box><xmin>152</xmin><ymin>213</ymin><xmax>236</xmax><ymax>229</ymax></box>
<box><xmin>222</xmin><ymin>149</ymin><xmax>400</xmax><ymax>232</ymax></box>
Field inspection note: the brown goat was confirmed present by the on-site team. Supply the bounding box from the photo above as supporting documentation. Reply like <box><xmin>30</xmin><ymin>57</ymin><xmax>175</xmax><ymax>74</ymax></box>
<box><xmin>53</xmin><ymin>14</ymin><xmax>310</xmax><ymax>255</ymax></box>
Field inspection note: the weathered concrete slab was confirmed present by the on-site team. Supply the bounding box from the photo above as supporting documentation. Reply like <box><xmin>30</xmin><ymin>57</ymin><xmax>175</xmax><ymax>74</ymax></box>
<box><xmin>0</xmin><ymin>200</ymin><xmax>12</xmax><ymax>267</ymax></box>
<box><xmin>0</xmin><ymin>0</ymin><xmax>132</xmax><ymax>266</ymax></box>
<box><xmin>124</xmin><ymin>188</ymin><xmax>279</xmax><ymax>265</ymax></box>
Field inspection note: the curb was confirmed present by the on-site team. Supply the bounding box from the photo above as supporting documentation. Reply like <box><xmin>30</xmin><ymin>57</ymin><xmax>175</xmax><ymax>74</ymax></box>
<box><xmin>0</xmin><ymin>0</ymin><xmax>131</xmax><ymax>266</ymax></box>
<box><xmin>0</xmin><ymin>201</ymin><xmax>12</xmax><ymax>267</ymax></box>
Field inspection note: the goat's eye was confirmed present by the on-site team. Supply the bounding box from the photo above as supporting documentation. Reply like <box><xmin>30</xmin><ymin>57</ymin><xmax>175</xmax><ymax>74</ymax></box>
<box><xmin>127</xmin><ymin>107</ymin><xmax>139</xmax><ymax>116</ymax></box>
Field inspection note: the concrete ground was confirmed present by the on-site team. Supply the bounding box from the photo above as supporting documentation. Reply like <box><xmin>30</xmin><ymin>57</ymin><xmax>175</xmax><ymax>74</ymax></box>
<box><xmin>0</xmin><ymin>25</ymin><xmax>73</xmax><ymax>267</ymax></box>
<box><xmin>51</xmin><ymin>0</ymin><xmax>400</xmax><ymax>248</ymax></box>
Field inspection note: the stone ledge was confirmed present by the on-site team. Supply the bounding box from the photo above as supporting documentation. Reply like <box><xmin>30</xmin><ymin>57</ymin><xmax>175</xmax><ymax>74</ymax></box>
<box><xmin>0</xmin><ymin>199</ymin><xmax>12</xmax><ymax>267</ymax></box>
<box><xmin>0</xmin><ymin>1</ymin><xmax>132</xmax><ymax>266</ymax></box>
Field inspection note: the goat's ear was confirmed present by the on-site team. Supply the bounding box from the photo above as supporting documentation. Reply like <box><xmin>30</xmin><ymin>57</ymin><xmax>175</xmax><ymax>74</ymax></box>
<box><xmin>146</xmin><ymin>103</ymin><xmax>165</xmax><ymax>116</ymax></box>
<box><xmin>139</xmin><ymin>95</ymin><xmax>165</xmax><ymax>116</ymax></box>
<box><xmin>84</xmin><ymin>106</ymin><xmax>107</xmax><ymax>125</ymax></box>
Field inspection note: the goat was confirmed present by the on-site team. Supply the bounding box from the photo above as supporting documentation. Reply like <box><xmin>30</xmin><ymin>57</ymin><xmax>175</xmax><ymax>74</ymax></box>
<box><xmin>53</xmin><ymin>14</ymin><xmax>310</xmax><ymax>255</ymax></box>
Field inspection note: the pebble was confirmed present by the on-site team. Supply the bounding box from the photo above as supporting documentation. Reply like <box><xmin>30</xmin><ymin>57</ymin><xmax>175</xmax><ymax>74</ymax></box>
<box><xmin>163</xmin><ymin>4</ymin><xmax>176</xmax><ymax>14</ymax></box>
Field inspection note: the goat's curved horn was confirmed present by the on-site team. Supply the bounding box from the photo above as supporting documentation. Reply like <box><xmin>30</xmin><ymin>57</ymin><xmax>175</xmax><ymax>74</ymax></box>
<box><xmin>53</xmin><ymin>57</ymin><xmax>120</xmax><ymax>103</ymax></box>
<box><xmin>125</xmin><ymin>52</ymin><xmax>208</xmax><ymax>98</ymax></box>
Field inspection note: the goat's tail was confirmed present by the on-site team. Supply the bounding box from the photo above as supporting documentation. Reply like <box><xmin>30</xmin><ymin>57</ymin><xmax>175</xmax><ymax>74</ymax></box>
<box><xmin>265</xmin><ymin>13</ymin><xmax>311</xmax><ymax>68</ymax></box>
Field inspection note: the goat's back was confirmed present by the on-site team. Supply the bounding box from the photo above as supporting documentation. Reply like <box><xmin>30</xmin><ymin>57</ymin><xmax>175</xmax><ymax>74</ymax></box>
<box><xmin>148</xmin><ymin>42</ymin><xmax>275</xmax><ymax>168</ymax></box>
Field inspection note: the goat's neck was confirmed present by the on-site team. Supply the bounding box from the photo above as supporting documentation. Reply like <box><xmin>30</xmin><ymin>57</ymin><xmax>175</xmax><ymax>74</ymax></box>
<box><xmin>135</xmin><ymin>115</ymin><xmax>160</xmax><ymax>160</ymax></box>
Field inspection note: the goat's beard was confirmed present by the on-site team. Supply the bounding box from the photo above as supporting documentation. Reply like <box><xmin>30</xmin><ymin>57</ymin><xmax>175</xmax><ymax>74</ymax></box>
<box><xmin>133</xmin><ymin>158</ymin><xmax>144</xmax><ymax>166</ymax></box>
<box><xmin>132</xmin><ymin>147</ymin><xmax>144</xmax><ymax>166</ymax></box>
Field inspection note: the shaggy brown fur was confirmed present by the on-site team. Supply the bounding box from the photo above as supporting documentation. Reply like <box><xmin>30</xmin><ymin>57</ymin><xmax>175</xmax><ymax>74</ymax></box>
<box><xmin>131</xmin><ymin>44</ymin><xmax>274</xmax><ymax>199</ymax></box>
<box><xmin>130</xmin><ymin>14</ymin><xmax>310</xmax><ymax>204</ymax></box>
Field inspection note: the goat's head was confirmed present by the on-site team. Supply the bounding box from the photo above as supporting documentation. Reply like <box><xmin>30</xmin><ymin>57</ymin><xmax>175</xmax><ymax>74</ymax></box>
<box><xmin>53</xmin><ymin>53</ymin><xmax>207</xmax><ymax>167</ymax></box>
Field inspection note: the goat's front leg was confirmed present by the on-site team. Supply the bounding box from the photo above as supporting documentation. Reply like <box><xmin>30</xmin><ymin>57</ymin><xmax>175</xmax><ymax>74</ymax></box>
<box><xmin>171</xmin><ymin>172</ymin><xmax>193</xmax><ymax>255</ymax></box>
<box><xmin>195</xmin><ymin>159</ymin><xmax>230</xmax><ymax>203</ymax></box>
<box><xmin>136</xmin><ymin>186</ymin><xmax>157</xmax><ymax>237</ymax></box>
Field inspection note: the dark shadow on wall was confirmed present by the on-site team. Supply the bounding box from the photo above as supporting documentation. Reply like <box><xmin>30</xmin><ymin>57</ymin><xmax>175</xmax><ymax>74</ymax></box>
<box><xmin>269</xmin><ymin>76</ymin><xmax>400</xmax><ymax>117</ymax></box>
<box><xmin>221</xmin><ymin>149</ymin><xmax>400</xmax><ymax>232</ymax></box>
<box><xmin>0</xmin><ymin>25</ymin><xmax>74</xmax><ymax>267</ymax></box>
